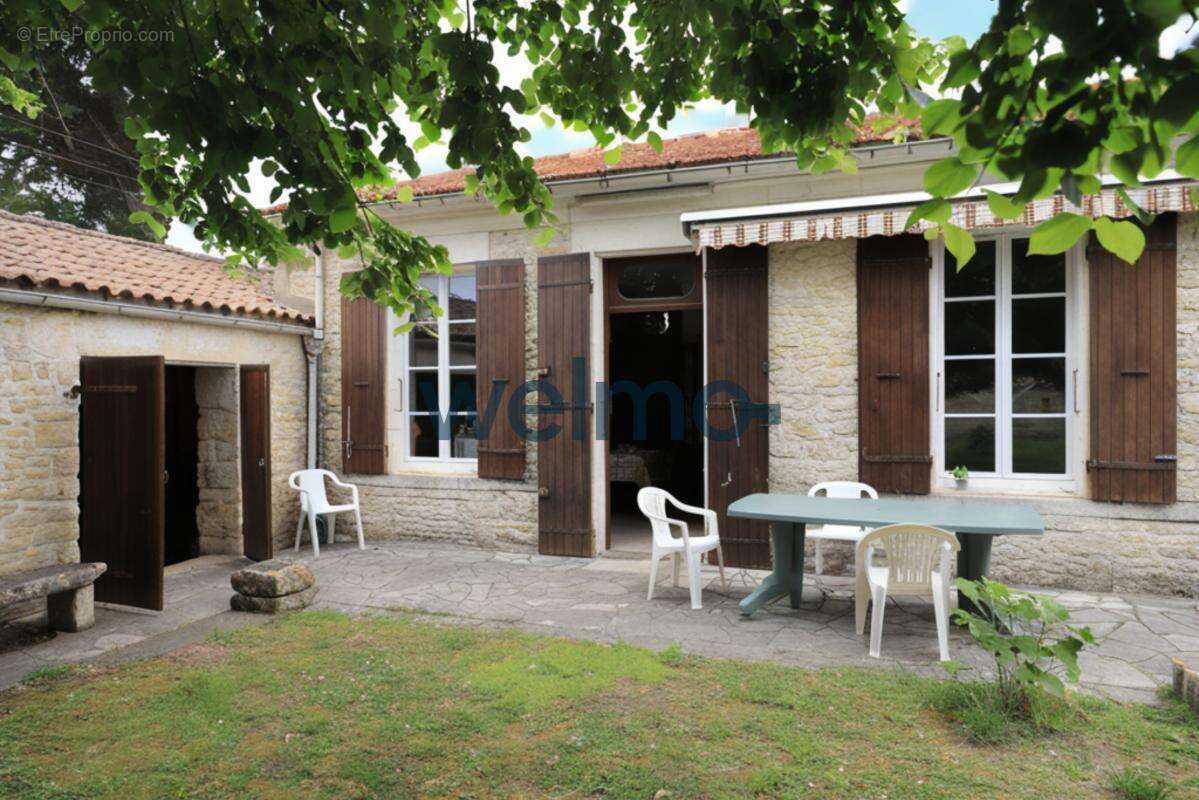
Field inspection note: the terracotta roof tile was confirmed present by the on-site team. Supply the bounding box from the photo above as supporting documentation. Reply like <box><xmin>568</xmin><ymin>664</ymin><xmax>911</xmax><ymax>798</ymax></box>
<box><xmin>0</xmin><ymin>210</ymin><xmax>311</xmax><ymax>324</ymax></box>
<box><xmin>264</xmin><ymin>120</ymin><xmax>918</xmax><ymax>214</ymax></box>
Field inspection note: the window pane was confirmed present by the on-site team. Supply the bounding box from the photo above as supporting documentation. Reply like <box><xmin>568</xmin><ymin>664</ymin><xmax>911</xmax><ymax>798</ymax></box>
<box><xmin>945</xmin><ymin>301</ymin><xmax>995</xmax><ymax>355</ymax></box>
<box><xmin>1012</xmin><ymin>358</ymin><xmax>1066</xmax><ymax>413</ymax></box>
<box><xmin>450</xmin><ymin>414</ymin><xmax>478</xmax><ymax>459</ymax></box>
<box><xmin>410</xmin><ymin>324</ymin><xmax>438</xmax><ymax>366</ymax></box>
<box><xmin>1011</xmin><ymin>239</ymin><xmax>1066</xmax><ymax>294</ymax></box>
<box><xmin>449</xmin><ymin>370</ymin><xmax>477</xmax><ymax>413</ymax></box>
<box><xmin>1012</xmin><ymin>297</ymin><xmax>1065</xmax><ymax>353</ymax></box>
<box><xmin>410</xmin><ymin>371</ymin><xmax>439</xmax><ymax>413</ymax></box>
<box><xmin>945</xmin><ymin>240</ymin><xmax>996</xmax><ymax>297</ymax></box>
<box><xmin>1013</xmin><ymin>418</ymin><xmax>1066</xmax><ymax>474</ymax></box>
<box><xmin>449</xmin><ymin>272</ymin><xmax>477</xmax><ymax>320</ymax></box>
<box><xmin>945</xmin><ymin>360</ymin><xmax>995</xmax><ymax>413</ymax></box>
<box><xmin>414</xmin><ymin>275</ymin><xmax>439</xmax><ymax>320</ymax></box>
<box><xmin>945</xmin><ymin>417</ymin><xmax>995</xmax><ymax>473</ymax></box>
<box><xmin>409</xmin><ymin>414</ymin><xmax>439</xmax><ymax>458</ymax></box>
<box><xmin>449</xmin><ymin>321</ymin><xmax>476</xmax><ymax>366</ymax></box>
<box><xmin>617</xmin><ymin>258</ymin><xmax>696</xmax><ymax>299</ymax></box>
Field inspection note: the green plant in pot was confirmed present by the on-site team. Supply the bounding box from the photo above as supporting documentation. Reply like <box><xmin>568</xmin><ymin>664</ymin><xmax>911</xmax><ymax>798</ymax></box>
<box><xmin>952</xmin><ymin>465</ymin><xmax>969</xmax><ymax>489</ymax></box>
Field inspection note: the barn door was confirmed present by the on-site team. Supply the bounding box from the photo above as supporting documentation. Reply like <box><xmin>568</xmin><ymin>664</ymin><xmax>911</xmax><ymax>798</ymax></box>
<box><xmin>537</xmin><ymin>253</ymin><xmax>593</xmax><ymax>557</ymax></box>
<box><xmin>704</xmin><ymin>245</ymin><xmax>771</xmax><ymax>569</ymax></box>
<box><xmin>79</xmin><ymin>356</ymin><xmax>165</xmax><ymax>610</ymax></box>
<box><xmin>240</xmin><ymin>365</ymin><xmax>273</xmax><ymax>561</ymax></box>
<box><xmin>341</xmin><ymin>295</ymin><xmax>387</xmax><ymax>474</ymax></box>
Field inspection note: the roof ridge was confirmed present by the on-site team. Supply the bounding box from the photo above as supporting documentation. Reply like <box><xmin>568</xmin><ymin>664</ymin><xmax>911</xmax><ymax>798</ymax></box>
<box><xmin>0</xmin><ymin>209</ymin><xmax>227</xmax><ymax>266</ymax></box>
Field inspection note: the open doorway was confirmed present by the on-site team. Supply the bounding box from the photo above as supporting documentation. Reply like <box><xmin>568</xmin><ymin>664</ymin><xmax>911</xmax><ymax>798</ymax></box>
<box><xmin>604</xmin><ymin>253</ymin><xmax>704</xmax><ymax>556</ymax></box>
<box><xmin>164</xmin><ymin>366</ymin><xmax>200</xmax><ymax>566</ymax></box>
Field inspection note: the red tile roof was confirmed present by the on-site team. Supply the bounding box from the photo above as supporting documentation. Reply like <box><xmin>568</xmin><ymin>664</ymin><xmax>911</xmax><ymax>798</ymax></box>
<box><xmin>263</xmin><ymin>120</ymin><xmax>919</xmax><ymax>214</ymax></box>
<box><xmin>0</xmin><ymin>210</ymin><xmax>310</xmax><ymax>323</ymax></box>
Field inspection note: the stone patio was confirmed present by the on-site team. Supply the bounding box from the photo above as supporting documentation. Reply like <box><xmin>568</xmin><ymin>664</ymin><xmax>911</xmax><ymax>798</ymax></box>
<box><xmin>2</xmin><ymin>541</ymin><xmax>1197</xmax><ymax>703</ymax></box>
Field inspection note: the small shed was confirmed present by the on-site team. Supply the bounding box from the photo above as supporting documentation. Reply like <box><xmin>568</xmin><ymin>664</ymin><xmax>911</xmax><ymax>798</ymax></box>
<box><xmin>0</xmin><ymin>210</ymin><xmax>313</xmax><ymax>613</ymax></box>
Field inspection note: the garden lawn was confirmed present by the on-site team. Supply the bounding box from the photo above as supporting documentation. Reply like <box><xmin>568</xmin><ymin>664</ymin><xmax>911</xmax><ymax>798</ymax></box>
<box><xmin>0</xmin><ymin>611</ymin><xmax>1196</xmax><ymax>800</ymax></box>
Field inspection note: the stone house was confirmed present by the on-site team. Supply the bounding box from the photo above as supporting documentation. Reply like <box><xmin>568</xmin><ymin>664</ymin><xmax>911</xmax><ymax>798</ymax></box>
<box><xmin>0</xmin><ymin>210</ymin><xmax>312</xmax><ymax>613</ymax></box>
<box><xmin>269</xmin><ymin>126</ymin><xmax>1199</xmax><ymax>597</ymax></box>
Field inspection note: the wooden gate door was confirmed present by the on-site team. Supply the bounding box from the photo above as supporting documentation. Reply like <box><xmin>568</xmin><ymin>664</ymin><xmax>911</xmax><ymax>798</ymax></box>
<box><xmin>79</xmin><ymin>356</ymin><xmax>165</xmax><ymax>610</ymax></box>
<box><xmin>341</xmin><ymin>295</ymin><xmax>387</xmax><ymax>474</ymax></box>
<box><xmin>537</xmin><ymin>253</ymin><xmax>593</xmax><ymax>556</ymax></box>
<box><xmin>704</xmin><ymin>245</ymin><xmax>771</xmax><ymax>569</ymax></box>
<box><xmin>240</xmin><ymin>365</ymin><xmax>273</xmax><ymax>561</ymax></box>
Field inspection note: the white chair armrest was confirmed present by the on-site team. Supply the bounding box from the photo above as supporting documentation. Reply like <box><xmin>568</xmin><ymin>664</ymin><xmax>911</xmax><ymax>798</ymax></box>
<box><xmin>288</xmin><ymin>471</ymin><xmax>302</xmax><ymax>490</ymax></box>
<box><xmin>666</xmin><ymin>517</ymin><xmax>691</xmax><ymax>545</ymax></box>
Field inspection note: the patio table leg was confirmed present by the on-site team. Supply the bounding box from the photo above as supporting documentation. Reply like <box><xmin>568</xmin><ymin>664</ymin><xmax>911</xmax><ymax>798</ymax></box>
<box><xmin>739</xmin><ymin>522</ymin><xmax>805</xmax><ymax>616</ymax></box>
<box><xmin>955</xmin><ymin>532</ymin><xmax>994</xmax><ymax>616</ymax></box>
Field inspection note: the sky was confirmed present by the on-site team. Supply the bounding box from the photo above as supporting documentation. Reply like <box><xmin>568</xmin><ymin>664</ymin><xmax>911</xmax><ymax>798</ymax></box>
<box><xmin>158</xmin><ymin>1</ymin><xmax>1005</xmax><ymax>252</ymax></box>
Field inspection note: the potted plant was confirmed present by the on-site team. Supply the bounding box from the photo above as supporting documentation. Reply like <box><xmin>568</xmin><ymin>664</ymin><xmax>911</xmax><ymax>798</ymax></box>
<box><xmin>952</xmin><ymin>465</ymin><xmax>969</xmax><ymax>490</ymax></box>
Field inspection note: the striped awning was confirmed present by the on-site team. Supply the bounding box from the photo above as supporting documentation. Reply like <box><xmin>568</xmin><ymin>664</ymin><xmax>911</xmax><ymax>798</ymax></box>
<box><xmin>689</xmin><ymin>180</ymin><xmax>1199</xmax><ymax>251</ymax></box>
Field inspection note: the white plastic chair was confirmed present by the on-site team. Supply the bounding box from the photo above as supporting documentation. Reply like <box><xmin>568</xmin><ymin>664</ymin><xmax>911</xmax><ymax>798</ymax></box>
<box><xmin>638</xmin><ymin>487</ymin><xmax>728</xmax><ymax>610</ymax></box>
<box><xmin>854</xmin><ymin>524</ymin><xmax>960</xmax><ymax>662</ymax></box>
<box><xmin>806</xmin><ymin>481</ymin><xmax>878</xmax><ymax>574</ymax></box>
<box><xmin>288</xmin><ymin>469</ymin><xmax>365</xmax><ymax>557</ymax></box>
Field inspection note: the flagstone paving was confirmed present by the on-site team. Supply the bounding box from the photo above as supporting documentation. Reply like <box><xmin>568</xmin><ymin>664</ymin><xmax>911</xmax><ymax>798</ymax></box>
<box><xmin>2</xmin><ymin>541</ymin><xmax>1196</xmax><ymax>704</ymax></box>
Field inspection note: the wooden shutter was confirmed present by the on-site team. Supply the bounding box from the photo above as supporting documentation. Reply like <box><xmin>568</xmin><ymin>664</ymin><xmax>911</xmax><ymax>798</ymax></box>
<box><xmin>79</xmin><ymin>355</ymin><xmax>165</xmax><ymax>611</ymax></box>
<box><xmin>857</xmin><ymin>235</ymin><xmax>932</xmax><ymax>494</ymax></box>
<box><xmin>705</xmin><ymin>245</ymin><xmax>771</xmax><ymax>569</ymax></box>
<box><xmin>240</xmin><ymin>365</ymin><xmax>273</xmax><ymax>561</ymax></box>
<box><xmin>341</xmin><ymin>295</ymin><xmax>387</xmax><ymax>474</ymax></box>
<box><xmin>1087</xmin><ymin>214</ymin><xmax>1177</xmax><ymax>504</ymax></box>
<box><xmin>537</xmin><ymin>253</ymin><xmax>593</xmax><ymax>557</ymax></box>
<box><xmin>476</xmin><ymin>258</ymin><xmax>527</xmax><ymax>479</ymax></box>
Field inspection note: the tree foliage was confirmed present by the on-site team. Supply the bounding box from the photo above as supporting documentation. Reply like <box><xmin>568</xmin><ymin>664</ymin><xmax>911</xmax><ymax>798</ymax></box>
<box><xmin>0</xmin><ymin>1</ymin><xmax>1196</xmax><ymax>315</ymax></box>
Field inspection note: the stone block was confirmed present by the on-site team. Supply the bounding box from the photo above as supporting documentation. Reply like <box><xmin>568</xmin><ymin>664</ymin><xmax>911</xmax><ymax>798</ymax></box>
<box><xmin>230</xmin><ymin>560</ymin><xmax>315</xmax><ymax>597</ymax></box>
<box><xmin>230</xmin><ymin>584</ymin><xmax>317</xmax><ymax>613</ymax></box>
<box><xmin>47</xmin><ymin>583</ymin><xmax>94</xmax><ymax>632</ymax></box>
<box><xmin>1174</xmin><ymin>658</ymin><xmax>1199</xmax><ymax>716</ymax></box>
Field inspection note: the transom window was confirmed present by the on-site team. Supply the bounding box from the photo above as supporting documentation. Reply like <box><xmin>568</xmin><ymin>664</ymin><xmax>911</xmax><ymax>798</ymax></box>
<box><xmin>938</xmin><ymin>235</ymin><xmax>1072</xmax><ymax>481</ymax></box>
<box><xmin>405</xmin><ymin>269</ymin><xmax>478</xmax><ymax>462</ymax></box>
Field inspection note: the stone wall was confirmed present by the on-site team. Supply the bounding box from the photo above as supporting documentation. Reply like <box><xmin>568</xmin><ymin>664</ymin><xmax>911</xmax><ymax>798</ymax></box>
<box><xmin>0</xmin><ymin>300</ymin><xmax>308</xmax><ymax>586</ymax></box>
<box><xmin>195</xmin><ymin>367</ymin><xmax>242</xmax><ymax>555</ymax></box>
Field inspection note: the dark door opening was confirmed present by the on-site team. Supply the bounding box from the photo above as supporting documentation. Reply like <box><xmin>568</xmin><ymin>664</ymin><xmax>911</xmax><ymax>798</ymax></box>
<box><xmin>607</xmin><ymin>308</ymin><xmax>704</xmax><ymax>553</ymax></box>
<box><xmin>164</xmin><ymin>366</ymin><xmax>200</xmax><ymax>566</ymax></box>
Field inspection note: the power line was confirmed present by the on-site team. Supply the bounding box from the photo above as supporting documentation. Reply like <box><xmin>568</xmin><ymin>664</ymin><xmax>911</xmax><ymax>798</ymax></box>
<box><xmin>0</xmin><ymin>109</ymin><xmax>141</xmax><ymax>164</ymax></box>
<box><xmin>0</xmin><ymin>153</ymin><xmax>139</xmax><ymax>199</ymax></box>
<box><xmin>0</xmin><ymin>137</ymin><xmax>138</xmax><ymax>183</ymax></box>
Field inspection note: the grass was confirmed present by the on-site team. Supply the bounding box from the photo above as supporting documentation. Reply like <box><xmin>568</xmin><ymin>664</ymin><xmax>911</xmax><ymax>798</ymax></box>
<box><xmin>0</xmin><ymin>610</ymin><xmax>1195</xmax><ymax>800</ymax></box>
<box><xmin>1109</xmin><ymin>767</ymin><xmax>1176</xmax><ymax>800</ymax></box>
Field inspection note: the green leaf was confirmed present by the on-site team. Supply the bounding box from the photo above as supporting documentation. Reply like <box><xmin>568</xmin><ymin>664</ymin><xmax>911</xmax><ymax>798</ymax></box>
<box><xmin>128</xmin><ymin>211</ymin><xmax>166</xmax><ymax>239</ymax></box>
<box><xmin>1093</xmin><ymin>217</ymin><xmax>1146</xmax><ymax>264</ymax></box>
<box><xmin>329</xmin><ymin>206</ymin><xmax>359</xmax><ymax>234</ymax></box>
<box><xmin>921</xmin><ymin>99</ymin><xmax>962</xmax><ymax>137</ymax></box>
<box><xmin>395</xmin><ymin>186</ymin><xmax>415</xmax><ymax>204</ymax></box>
<box><xmin>923</xmin><ymin>157</ymin><xmax>976</xmax><ymax>197</ymax></box>
<box><xmin>903</xmin><ymin>198</ymin><xmax>951</xmax><ymax>232</ymax></box>
<box><xmin>603</xmin><ymin>146</ymin><xmax>622</xmax><ymax>166</ymax></box>
<box><xmin>984</xmin><ymin>190</ymin><xmax>1024</xmax><ymax>221</ymax></box>
<box><xmin>942</xmin><ymin>222</ymin><xmax>976</xmax><ymax>268</ymax></box>
<box><xmin>1176</xmin><ymin>136</ymin><xmax>1199</xmax><ymax>180</ymax></box>
<box><xmin>533</xmin><ymin>227</ymin><xmax>555</xmax><ymax>247</ymax></box>
<box><xmin>647</xmin><ymin>131</ymin><xmax>663</xmax><ymax>153</ymax></box>
<box><xmin>1028</xmin><ymin>213</ymin><xmax>1093</xmax><ymax>256</ymax></box>
<box><xmin>59</xmin><ymin>0</ymin><xmax>85</xmax><ymax>11</ymax></box>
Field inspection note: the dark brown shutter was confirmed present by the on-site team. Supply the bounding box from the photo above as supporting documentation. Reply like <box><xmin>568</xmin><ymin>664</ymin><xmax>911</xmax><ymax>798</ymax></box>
<box><xmin>857</xmin><ymin>235</ymin><xmax>932</xmax><ymax>494</ymax></box>
<box><xmin>537</xmin><ymin>253</ymin><xmax>593</xmax><ymax>557</ymax></box>
<box><xmin>79</xmin><ymin>355</ymin><xmax>165</xmax><ymax>611</ymax></box>
<box><xmin>1087</xmin><ymin>214</ymin><xmax>1177</xmax><ymax>504</ymax></box>
<box><xmin>341</xmin><ymin>295</ymin><xmax>387</xmax><ymax>474</ymax></box>
<box><xmin>705</xmin><ymin>244</ymin><xmax>771</xmax><ymax>569</ymax></box>
<box><xmin>476</xmin><ymin>258</ymin><xmax>527</xmax><ymax>479</ymax></box>
<box><xmin>240</xmin><ymin>365</ymin><xmax>273</xmax><ymax>561</ymax></box>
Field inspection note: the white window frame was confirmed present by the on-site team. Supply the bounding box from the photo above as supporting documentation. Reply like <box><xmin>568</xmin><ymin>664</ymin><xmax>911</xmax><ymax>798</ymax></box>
<box><xmin>930</xmin><ymin>231</ymin><xmax>1086</xmax><ymax>494</ymax></box>
<box><xmin>390</xmin><ymin>268</ymin><xmax>478</xmax><ymax>474</ymax></box>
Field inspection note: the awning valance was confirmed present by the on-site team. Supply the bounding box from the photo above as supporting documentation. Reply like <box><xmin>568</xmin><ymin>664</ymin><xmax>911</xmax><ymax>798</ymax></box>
<box><xmin>686</xmin><ymin>177</ymin><xmax>1198</xmax><ymax>251</ymax></box>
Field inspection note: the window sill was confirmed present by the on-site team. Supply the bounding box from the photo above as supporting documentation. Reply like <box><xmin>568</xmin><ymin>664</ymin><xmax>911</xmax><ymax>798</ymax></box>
<box><xmin>931</xmin><ymin>477</ymin><xmax>1080</xmax><ymax>499</ymax></box>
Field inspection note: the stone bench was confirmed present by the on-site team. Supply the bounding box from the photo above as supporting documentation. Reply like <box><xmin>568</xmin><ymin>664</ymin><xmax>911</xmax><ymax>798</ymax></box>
<box><xmin>0</xmin><ymin>563</ymin><xmax>107</xmax><ymax>632</ymax></box>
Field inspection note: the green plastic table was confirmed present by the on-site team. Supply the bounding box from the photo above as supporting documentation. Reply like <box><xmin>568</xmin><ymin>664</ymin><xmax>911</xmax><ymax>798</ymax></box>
<box><xmin>726</xmin><ymin>494</ymin><xmax>1045</xmax><ymax>616</ymax></box>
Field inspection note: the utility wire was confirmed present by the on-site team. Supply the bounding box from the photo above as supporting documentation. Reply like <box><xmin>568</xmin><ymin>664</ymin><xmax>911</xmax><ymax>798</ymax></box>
<box><xmin>0</xmin><ymin>109</ymin><xmax>141</xmax><ymax>164</ymax></box>
<box><xmin>0</xmin><ymin>154</ymin><xmax>139</xmax><ymax>199</ymax></box>
<box><xmin>0</xmin><ymin>137</ymin><xmax>138</xmax><ymax>183</ymax></box>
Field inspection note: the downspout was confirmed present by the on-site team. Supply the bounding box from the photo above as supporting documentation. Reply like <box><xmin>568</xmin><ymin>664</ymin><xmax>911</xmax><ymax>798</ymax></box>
<box><xmin>305</xmin><ymin>246</ymin><xmax>326</xmax><ymax>470</ymax></box>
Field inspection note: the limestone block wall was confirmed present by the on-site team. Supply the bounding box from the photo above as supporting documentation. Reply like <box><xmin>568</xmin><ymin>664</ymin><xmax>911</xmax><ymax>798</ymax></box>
<box><xmin>0</xmin><ymin>301</ymin><xmax>309</xmax><ymax>583</ymax></box>
<box><xmin>195</xmin><ymin>367</ymin><xmax>242</xmax><ymax>555</ymax></box>
<box><xmin>318</xmin><ymin>225</ymin><xmax>571</xmax><ymax>550</ymax></box>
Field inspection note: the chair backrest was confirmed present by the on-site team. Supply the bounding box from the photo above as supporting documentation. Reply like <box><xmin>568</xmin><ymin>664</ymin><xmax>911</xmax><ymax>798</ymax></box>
<box><xmin>637</xmin><ymin>487</ymin><xmax>685</xmax><ymax>548</ymax></box>
<box><xmin>289</xmin><ymin>469</ymin><xmax>332</xmax><ymax>511</ymax></box>
<box><xmin>809</xmin><ymin>481</ymin><xmax>878</xmax><ymax>500</ymax></box>
<box><xmin>858</xmin><ymin>524</ymin><xmax>960</xmax><ymax>592</ymax></box>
